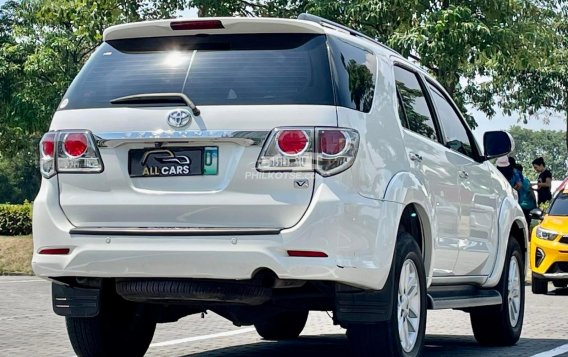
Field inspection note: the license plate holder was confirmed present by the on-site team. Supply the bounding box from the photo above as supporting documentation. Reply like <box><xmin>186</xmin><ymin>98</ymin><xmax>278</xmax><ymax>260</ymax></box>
<box><xmin>129</xmin><ymin>146</ymin><xmax>218</xmax><ymax>177</ymax></box>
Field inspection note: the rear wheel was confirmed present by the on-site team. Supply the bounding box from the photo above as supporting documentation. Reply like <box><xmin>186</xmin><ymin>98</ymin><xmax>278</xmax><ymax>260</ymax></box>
<box><xmin>254</xmin><ymin>310</ymin><xmax>308</xmax><ymax>340</ymax></box>
<box><xmin>552</xmin><ymin>281</ymin><xmax>567</xmax><ymax>288</ymax></box>
<box><xmin>347</xmin><ymin>232</ymin><xmax>426</xmax><ymax>357</ymax></box>
<box><xmin>531</xmin><ymin>274</ymin><xmax>548</xmax><ymax>294</ymax></box>
<box><xmin>470</xmin><ymin>238</ymin><xmax>524</xmax><ymax>346</ymax></box>
<box><xmin>66</xmin><ymin>297</ymin><xmax>156</xmax><ymax>357</ymax></box>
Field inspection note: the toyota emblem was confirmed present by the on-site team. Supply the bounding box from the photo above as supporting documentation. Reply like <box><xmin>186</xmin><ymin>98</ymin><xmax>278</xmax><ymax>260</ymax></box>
<box><xmin>167</xmin><ymin>109</ymin><xmax>192</xmax><ymax>128</ymax></box>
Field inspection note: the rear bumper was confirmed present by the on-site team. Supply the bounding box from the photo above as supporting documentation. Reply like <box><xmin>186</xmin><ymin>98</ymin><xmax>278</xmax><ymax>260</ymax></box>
<box><xmin>32</xmin><ymin>176</ymin><xmax>403</xmax><ymax>290</ymax></box>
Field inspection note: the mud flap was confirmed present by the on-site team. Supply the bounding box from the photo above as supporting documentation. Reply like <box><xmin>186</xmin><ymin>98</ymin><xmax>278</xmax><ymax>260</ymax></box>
<box><xmin>52</xmin><ymin>282</ymin><xmax>100</xmax><ymax>317</ymax></box>
<box><xmin>335</xmin><ymin>270</ymin><xmax>394</xmax><ymax>325</ymax></box>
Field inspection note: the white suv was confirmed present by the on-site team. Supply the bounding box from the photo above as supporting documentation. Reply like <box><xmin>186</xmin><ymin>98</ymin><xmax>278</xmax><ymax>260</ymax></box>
<box><xmin>33</xmin><ymin>14</ymin><xmax>528</xmax><ymax>357</ymax></box>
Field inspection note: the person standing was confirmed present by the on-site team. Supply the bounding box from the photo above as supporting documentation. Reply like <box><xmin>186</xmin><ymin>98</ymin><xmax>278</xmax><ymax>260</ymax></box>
<box><xmin>532</xmin><ymin>157</ymin><xmax>552</xmax><ymax>205</ymax></box>
<box><xmin>515</xmin><ymin>163</ymin><xmax>537</xmax><ymax>228</ymax></box>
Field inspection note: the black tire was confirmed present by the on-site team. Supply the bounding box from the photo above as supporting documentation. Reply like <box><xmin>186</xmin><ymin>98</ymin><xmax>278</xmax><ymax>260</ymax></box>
<box><xmin>552</xmin><ymin>281</ymin><xmax>567</xmax><ymax>288</ymax></box>
<box><xmin>531</xmin><ymin>274</ymin><xmax>548</xmax><ymax>294</ymax></box>
<box><xmin>347</xmin><ymin>232</ymin><xmax>427</xmax><ymax>357</ymax></box>
<box><xmin>470</xmin><ymin>238</ymin><xmax>525</xmax><ymax>346</ymax></box>
<box><xmin>66</xmin><ymin>295</ymin><xmax>156</xmax><ymax>357</ymax></box>
<box><xmin>254</xmin><ymin>310</ymin><xmax>309</xmax><ymax>340</ymax></box>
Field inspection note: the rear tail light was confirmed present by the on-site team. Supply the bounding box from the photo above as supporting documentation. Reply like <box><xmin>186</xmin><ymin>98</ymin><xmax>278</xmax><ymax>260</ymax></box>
<box><xmin>39</xmin><ymin>132</ymin><xmax>56</xmax><ymax>178</ymax></box>
<box><xmin>39</xmin><ymin>130</ymin><xmax>103</xmax><ymax>178</ymax></box>
<box><xmin>277</xmin><ymin>130</ymin><xmax>309</xmax><ymax>156</ymax></box>
<box><xmin>63</xmin><ymin>133</ymin><xmax>88</xmax><ymax>157</ymax></box>
<box><xmin>256</xmin><ymin>127</ymin><xmax>359</xmax><ymax>176</ymax></box>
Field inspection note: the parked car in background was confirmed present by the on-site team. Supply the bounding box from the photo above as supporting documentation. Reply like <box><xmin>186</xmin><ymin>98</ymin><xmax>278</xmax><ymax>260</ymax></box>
<box><xmin>32</xmin><ymin>14</ymin><xmax>528</xmax><ymax>357</ymax></box>
<box><xmin>530</xmin><ymin>178</ymin><xmax>568</xmax><ymax>294</ymax></box>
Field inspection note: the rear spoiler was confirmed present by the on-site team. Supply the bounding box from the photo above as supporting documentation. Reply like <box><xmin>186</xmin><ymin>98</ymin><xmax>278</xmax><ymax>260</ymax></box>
<box><xmin>103</xmin><ymin>17</ymin><xmax>325</xmax><ymax>41</ymax></box>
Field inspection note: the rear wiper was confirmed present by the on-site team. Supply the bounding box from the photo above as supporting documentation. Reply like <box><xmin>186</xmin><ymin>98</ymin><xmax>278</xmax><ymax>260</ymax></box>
<box><xmin>110</xmin><ymin>93</ymin><xmax>200</xmax><ymax>116</ymax></box>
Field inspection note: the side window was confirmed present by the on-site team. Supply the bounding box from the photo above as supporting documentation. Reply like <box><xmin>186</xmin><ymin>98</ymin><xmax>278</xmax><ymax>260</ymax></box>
<box><xmin>328</xmin><ymin>37</ymin><xmax>377</xmax><ymax>113</ymax></box>
<box><xmin>393</xmin><ymin>66</ymin><xmax>438</xmax><ymax>142</ymax></box>
<box><xmin>428</xmin><ymin>83</ymin><xmax>474</xmax><ymax>158</ymax></box>
<box><xmin>397</xmin><ymin>92</ymin><xmax>408</xmax><ymax>128</ymax></box>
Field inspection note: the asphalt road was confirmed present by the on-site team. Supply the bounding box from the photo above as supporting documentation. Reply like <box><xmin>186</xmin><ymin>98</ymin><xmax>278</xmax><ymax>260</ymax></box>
<box><xmin>0</xmin><ymin>276</ymin><xmax>567</xmax><ymax>357</ymax></box>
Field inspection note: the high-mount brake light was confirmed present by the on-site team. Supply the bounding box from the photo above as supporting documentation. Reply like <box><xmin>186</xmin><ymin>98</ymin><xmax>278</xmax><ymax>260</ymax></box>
<box><xmin>257</xmin><ymin>127</ymin><xmax>359</xmax><ymax>176</ymax></box>
<box><xmin>38</xmin><ymin>130</ymin><xmax>104</xmax><ymax>178</ymax></box>
<box><xmin>170</xmin><ymin>20</ymin><xmax>224</xmax><ymax>31</ymax></box>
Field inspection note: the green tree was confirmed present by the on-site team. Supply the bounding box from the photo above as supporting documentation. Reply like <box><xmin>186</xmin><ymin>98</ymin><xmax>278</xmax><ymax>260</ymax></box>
<box><xmin>303</xmin><ymin>1</ymin><xmax>558</xmax><ymax>129</ymax></box>
<box><xmin>509</xmin><ymin>126</ymin><xmax>567</xmax><ymax>181</ymax></box>
<box><xmin>488</xmin><ymin>4</ymin><xmax>568</xmax><ymax>151</ymax></box>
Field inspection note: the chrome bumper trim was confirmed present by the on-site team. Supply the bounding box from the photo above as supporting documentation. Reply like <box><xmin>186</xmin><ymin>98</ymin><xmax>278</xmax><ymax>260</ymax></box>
<box><xmin>94</xmin><ymin>130</ymin><xmax>269</xmax><ymax>148</ymax></box>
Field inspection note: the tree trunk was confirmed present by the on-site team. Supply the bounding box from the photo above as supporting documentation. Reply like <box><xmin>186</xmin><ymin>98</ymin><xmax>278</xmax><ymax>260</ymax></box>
<box><xmin>198</xmin><ymin>5</ymin><xmax>208</xmax><ymax>17</ymax></box>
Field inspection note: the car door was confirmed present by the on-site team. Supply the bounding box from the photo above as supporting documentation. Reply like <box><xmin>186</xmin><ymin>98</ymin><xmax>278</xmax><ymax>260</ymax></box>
<box><xmin>394</xmin><ymin>65</ymin><xmax>460</xmax><ymax>276</ymax></box>
<box><xmin>426</xmin><ymin>81</ymin><xmax>500</xmax><ymax>276</ymax></box>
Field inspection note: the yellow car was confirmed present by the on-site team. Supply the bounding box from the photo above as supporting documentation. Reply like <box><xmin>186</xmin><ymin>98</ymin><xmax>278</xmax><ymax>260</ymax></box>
<box><xmin>530</xmin><ymin>188</ymin><xmax>568</xmax><ymax>294</ymax></box>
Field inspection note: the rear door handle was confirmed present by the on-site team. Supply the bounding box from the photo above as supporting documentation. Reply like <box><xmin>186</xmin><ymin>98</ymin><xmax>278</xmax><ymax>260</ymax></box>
<box><xmin>459</xmin><ymin>170</ymin><xmax>469</xmax><ymax>179</ymax></box>
<box><xmin>409</xmin><ymin>152</ymin><xmax>422</xmax><ymax>162</ymax></box>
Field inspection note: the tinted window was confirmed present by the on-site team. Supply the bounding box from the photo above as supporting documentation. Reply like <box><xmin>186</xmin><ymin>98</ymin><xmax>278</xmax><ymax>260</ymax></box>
<box><xmin>397</xmin><ymin>93</ymin><xmax>408</xmax><ymax>128</ymax></box>
<box><xmin>428</xmin><ymin>84</ymin><xmax>474</xmax><ymax>158</ymax></box>
<box><xmin>328</xmin><ymin>37</ymin><xmax>376</xmax><ymax>112</ymax></box>
<box><xmin>60</xmin><ymin>34</ymin><xmax>334</xmax><ymax>110</ymax></box>
<box><xmin>549</xmin><ymin>192</ymin><xmax>568</xmax><ymax>216</ymax></box>
<box><xmin>393</xmin><ymin>66</ymin><xmax>438</xmax><ymax>141</ymax></box>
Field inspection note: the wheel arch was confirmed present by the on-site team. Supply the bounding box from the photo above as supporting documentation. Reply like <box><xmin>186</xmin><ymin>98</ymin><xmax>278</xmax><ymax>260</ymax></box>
<box><xmin>384</xmin><ymin>171</ymin><xmax>436</xmax><ymax>286</ymax></box>
<box><xmin>483</xmin><ymin>196</ymin><xmax>528</xmax><ymax>287</ymax></box>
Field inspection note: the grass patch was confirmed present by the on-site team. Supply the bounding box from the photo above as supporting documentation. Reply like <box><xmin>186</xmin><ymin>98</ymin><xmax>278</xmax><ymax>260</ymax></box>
<box><xmin>0</xmin><ymin>235</ymin><xmax>33</xmax><ymax>275</ymax></box>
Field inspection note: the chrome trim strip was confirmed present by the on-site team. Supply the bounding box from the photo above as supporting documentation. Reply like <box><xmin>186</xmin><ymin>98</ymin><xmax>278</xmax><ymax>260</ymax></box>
<box><xmin>94</xmin><ymin>130</ymin><xmax>270</xmax><ymax>148</ymax></box>
<box><xmin>70</xmin><ymin>227</ymin><xmax>281</xmax><ymax>236</ymax></box>
<box><xmin>540</xmin><ymin>273</ymin><xmax>568</xmax><ymax>279</ymax></box>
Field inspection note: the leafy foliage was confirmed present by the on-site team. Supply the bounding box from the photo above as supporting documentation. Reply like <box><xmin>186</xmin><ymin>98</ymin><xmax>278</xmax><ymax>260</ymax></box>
<box><xmin>0</xmin><ymin>202</ymin><xmax>32</xmax><ymax>236</ymax></box>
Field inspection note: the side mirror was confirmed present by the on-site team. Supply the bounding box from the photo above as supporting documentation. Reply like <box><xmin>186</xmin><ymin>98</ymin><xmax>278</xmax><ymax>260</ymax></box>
<box><xmin>530</xmin><ymin>208</ymin><xmax>544</xmax><ymax>221</ymax></box>
<box><xmin>483</xmin><ymin>131</ymin><xmax>515</xmax><ymax>159</ymax></box>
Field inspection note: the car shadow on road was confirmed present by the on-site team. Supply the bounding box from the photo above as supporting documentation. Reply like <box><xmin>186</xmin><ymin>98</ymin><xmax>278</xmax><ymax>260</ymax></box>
<box><xmin>548</xmin><ymin>286</ymin><xmax>568</xmax><ymax>295</ymax></box>
<box><xmin>179</xmin><ymin>335</ymin><xmax>567</xmax><ymax>357</ymax></box>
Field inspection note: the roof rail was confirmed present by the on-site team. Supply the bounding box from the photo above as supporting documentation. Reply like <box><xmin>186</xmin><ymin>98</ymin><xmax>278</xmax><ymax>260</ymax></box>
<box><xmin>297</xmin><ymin>13</ymin><xmax>402</xmax><ymax>56</ymax></box>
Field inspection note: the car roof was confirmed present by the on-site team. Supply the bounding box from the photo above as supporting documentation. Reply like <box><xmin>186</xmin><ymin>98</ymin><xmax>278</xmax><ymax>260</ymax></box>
<box><xmin>103</xmin><ymin>15</ymin><xmax>429</xmax><ymax>77</ymax></box>
<box><xmin>103</xmin><ymin>17</ymin><xmax>326</xmax><ymax>41</ymax></box>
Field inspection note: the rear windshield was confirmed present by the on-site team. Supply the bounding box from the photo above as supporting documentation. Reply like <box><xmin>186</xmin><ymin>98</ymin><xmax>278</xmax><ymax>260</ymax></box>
<box><xmin>59</xmin><ymin>34</ymin><xmax>335</xmax><ymax>110</ymax></box>
<box><xmin>549</xmin><ymin>192</ymin><xmax>568</xmax><ymax>216</ymax></box>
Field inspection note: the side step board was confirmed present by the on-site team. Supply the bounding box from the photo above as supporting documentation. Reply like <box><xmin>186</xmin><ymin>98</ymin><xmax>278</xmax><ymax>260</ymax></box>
<box><xmin>427</xmin><ymin>285</ymin><xmax>502</xmax><ymax>310</ymax></box>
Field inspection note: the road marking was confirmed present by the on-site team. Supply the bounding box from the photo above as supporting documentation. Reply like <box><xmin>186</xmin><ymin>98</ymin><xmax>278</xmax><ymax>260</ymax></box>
<box><xmin>149</xmin><ymin>327</ymin><xmax>256</xmax><ymax>348</ymax></box>
<box><xmin>0</xmin><ymin>279</ymin><xmax>44</xmax><ymax>284</ymax></box>
<box><xmin>531</xmin><ymin>344</ymin><xmax>568</xmax><ymax>357</ymax></box>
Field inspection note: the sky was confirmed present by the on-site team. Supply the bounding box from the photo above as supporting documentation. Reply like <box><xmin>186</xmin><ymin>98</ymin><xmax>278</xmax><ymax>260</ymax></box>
<box><xmin>469</xmin><ymin>107</ymin><xmax>565</xmax><ymax>143</ymax></box>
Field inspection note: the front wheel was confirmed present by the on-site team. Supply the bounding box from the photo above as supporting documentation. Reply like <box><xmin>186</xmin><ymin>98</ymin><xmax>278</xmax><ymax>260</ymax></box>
<box><xmin>348</xmin><ymin>232</ymin><xmax>427</xmax><ymax>357</ymax></box>
<box><xmin>66</xmin><ymin>298</ymin><xmax>156</xmax><ymax>357</ymax></box>
<box><xmin>470</xmin><ymin>238</ymin><xmax>525</xmax><ymax>346</ymax></box>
